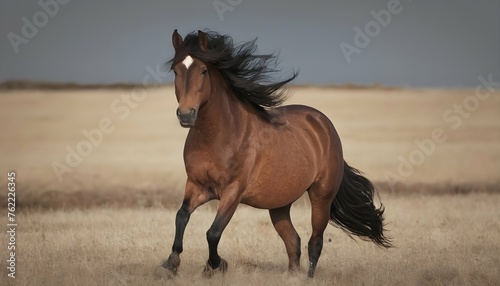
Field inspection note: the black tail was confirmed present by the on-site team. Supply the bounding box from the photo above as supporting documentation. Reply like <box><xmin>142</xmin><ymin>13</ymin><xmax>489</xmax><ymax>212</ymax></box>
<box><xmin>330</xmin><ymin>161</ymin><xmax>392</xmax><ymax>248</ymax></box>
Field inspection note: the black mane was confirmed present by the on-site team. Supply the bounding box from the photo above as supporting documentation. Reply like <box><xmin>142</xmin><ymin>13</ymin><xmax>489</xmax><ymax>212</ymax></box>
<box><xmin>168</xmin><ymin>30</ymin><xmax>298</xmax><ymax>122</ymax></box>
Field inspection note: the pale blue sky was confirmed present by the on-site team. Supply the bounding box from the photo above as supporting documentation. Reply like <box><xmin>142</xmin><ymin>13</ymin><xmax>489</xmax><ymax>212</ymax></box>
<box><xmin>1</xmin><ymin>0</ymin><xmax>499</xmax><ymax>87</ymax></box>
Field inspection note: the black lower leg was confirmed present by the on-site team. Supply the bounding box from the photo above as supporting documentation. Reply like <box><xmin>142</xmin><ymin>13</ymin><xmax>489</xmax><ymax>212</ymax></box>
<box><xmin>307</xmin><ymin>236</ymin><xmax>323</xmax><ymax>277</ymax></box>
<box><xmin>203</xmin><ymin>190</ymin><xmax>240</xmax><ymax>273</ymax></box>
<box><xmin>172</xmin><ymin>204</ymin><xmax>191</xmax><ymax>254</ymax></box>
<box><xmin>162</xmin><ymin>204</ymin><xmax>191</xmax><ymax>271</ymax></box>
<box><xmin>206</xmin><ymin>227</ymin><xmax>222</xmax><ymax>268</ymax></box>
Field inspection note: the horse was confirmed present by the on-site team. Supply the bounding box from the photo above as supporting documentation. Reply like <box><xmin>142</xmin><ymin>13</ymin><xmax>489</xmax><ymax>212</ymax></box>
<box><xmin>158</xmin><ymin>29</ymin><xmax>392</xmax><ymax>279</ymax></box>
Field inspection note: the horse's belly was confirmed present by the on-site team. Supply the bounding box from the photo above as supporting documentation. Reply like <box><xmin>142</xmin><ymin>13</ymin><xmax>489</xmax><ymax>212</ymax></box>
<box><xmin>240</xmin><ymin>155</ymin><xmax>315</xmax><ymax>209</ymax></box>
<box><xmin>240</xmin><ymin>187</ymin><xmax>307</xmax><ymax>209</ymax></box>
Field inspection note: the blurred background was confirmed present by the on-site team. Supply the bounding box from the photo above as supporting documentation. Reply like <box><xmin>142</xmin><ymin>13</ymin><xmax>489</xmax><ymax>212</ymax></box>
<box><xmin>1</xmin><ymin>0</ymin><xmax>499</xmax><ymax>87</ymax></box>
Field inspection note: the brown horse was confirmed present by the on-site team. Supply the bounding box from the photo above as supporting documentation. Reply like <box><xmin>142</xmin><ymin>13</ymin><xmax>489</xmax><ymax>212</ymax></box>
<box><xmin>158</xmin><ymin>29</ymin><xmax>391</xmax><ymax>278</ymax></box>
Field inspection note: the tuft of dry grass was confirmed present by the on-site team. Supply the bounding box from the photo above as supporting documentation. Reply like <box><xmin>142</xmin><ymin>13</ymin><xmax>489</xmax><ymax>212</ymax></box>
<box><xmin>1</xmin><ymin>194</ymin><xmax>499</xmax><ymax>286</ymax></box>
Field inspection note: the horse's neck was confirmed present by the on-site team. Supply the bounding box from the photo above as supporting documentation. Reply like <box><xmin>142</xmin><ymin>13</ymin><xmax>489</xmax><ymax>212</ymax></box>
<box><xmin>193</xmin><ymin>84</ymin><xmax>251</xmax><ymax>143</ymax></box>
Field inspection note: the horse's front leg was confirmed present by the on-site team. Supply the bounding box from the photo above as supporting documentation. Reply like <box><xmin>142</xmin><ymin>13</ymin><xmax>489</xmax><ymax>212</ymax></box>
<box><xmin>158</xmin><ymin>181</ymin><xmax>210</xmax><ymax>277</ymax></box>
<box><xmin>203</xmin><ymin>184</ymin><xmax>242</xmax><ymax>277</ymax></box>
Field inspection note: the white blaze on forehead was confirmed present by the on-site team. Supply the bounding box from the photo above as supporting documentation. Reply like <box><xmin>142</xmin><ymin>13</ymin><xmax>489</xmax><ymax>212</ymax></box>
<box><xmin>182</xmin><ymin>56</ymin><xmax>194</xmax><ymax>69</ymax></box>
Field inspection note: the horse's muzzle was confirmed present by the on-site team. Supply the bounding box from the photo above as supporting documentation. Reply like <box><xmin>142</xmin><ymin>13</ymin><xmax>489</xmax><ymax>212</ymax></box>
<box><xmin>176</xmin><ymin>108</ymin><xmax>197</xmax><ymax>127</ymax></box>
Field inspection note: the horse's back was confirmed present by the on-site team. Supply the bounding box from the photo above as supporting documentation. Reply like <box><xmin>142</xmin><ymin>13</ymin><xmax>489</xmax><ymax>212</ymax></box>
<box><xmin>278</xmin><ymin>104</ymin><xmax>343</xmax><ymax>157</ymax></box>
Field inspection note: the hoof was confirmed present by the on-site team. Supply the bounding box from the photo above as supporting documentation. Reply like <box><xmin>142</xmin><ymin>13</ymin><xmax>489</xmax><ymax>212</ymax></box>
<box><xmin>202</xmin><ymin>258</ymin><xmax>228</xmax><ymax>278</ymax></box>
<box><xmin>155</xmin><ymin>253</ymin><xmax>180</xmax><ymax>279</ymax></box>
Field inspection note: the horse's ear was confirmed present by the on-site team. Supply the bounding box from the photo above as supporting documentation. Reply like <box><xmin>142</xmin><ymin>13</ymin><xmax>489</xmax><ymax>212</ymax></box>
<box><xmin>172</xmin><ymin>29</ymin><xmax>183</xmax><ymax>51</ymax></box>
<box><xmin>198</xmin><ymin>30</ymin><xmax>208</xmax><ymax>52</ymax></box>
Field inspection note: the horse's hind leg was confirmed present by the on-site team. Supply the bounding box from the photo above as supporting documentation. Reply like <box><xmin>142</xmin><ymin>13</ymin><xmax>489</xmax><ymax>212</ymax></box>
<box><xmin>307</xmin><ymin>185</ymin><xmax>336</xmax><ymax>278</ymax></box>
<box><xmin>269</xmin><ymin>204</ymin><xmax>301</xmax><ymax>272</ymax></box>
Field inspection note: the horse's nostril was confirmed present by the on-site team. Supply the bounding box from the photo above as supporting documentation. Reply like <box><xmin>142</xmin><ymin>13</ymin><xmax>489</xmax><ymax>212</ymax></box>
<box><xmin>176</xmin><ymin>108</ymin><xmax>181</xmax><ymax>117</ymax></box>
<box><xmin>190</xmin><ymin>108</ymin><xmax>196</xmax><ymax>116</ymax></box>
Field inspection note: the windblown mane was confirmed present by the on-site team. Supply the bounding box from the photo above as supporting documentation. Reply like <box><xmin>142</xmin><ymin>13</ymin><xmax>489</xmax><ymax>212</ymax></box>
<box><xmin>168</xmin><ymin>30</ymin><xmax>298</xmax><ymax>122</ymax></box>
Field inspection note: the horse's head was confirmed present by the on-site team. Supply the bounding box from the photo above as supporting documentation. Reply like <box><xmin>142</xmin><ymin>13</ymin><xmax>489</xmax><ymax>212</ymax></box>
<box><xmin>171</xmin><ymin>30</ymin><xmax>212</xmax><ymax>128</ymax></box>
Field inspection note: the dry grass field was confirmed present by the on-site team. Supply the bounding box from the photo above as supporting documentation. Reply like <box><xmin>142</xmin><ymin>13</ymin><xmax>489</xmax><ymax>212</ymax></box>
<box><xmin>0</xmin><ymin>85</ymin><xmax>499</xmax><ymax>285</ymax></box>
<box><xmin>1</xmin><ymin>195</ymin><xmax>499</xmax><ymax>286</ymax></box>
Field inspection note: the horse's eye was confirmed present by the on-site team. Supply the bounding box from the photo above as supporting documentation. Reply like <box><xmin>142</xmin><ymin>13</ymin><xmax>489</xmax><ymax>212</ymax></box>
<box><xmin>173</xmin><ymin>70</ymin><xmax>178</xmax><ymax>76</ymax></box>
<box><xmin>201</xmin><ymin>69</ymin><xmax>207</xmax><ymax>75</ymax></box>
